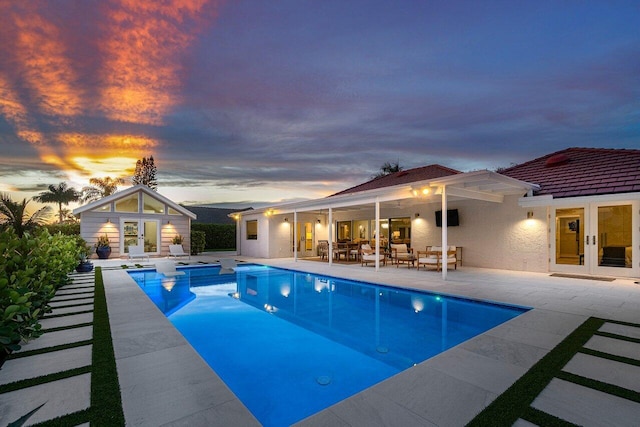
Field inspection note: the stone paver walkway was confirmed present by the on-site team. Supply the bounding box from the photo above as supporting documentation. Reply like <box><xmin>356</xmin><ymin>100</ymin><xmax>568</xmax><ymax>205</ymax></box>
<box><xmin>0</xmin><ymin>271</ymin><xmax>95</xmax><ymax>427</ymax></box>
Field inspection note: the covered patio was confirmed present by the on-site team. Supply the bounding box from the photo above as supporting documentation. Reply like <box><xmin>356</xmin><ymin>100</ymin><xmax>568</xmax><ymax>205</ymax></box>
<box><xmin>260</xmin><ymin>170</ymin><xmax>539</xmax><ymax>280</ymax></box>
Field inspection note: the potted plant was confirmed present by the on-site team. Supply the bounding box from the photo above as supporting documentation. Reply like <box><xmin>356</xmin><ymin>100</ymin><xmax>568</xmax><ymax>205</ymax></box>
<box><xmin>172</xmin><ymin>234</ymin><xmax>184</xmax><ymax>246</ymax></box>
<box><xmin>76</xmin><ymin>237</ymin><xmax>94</xmax><ymax>272</ymax></box>
<box><xmin>95</xmin><ymin>234</ymin><xmax>111</xmax><ymax>259</ymax></box>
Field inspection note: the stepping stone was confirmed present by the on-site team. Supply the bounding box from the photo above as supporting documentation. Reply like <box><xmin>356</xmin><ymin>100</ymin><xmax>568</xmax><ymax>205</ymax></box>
<box><xmin>49</xmin><ymin>297</ymin><xmax>94</xmax><ymax>307</ymax></box>
<box><xmin>584</xmin><ymin>335</ymin><xmax>640</xmax><ymax>361</ymax></box>
<box><xmin>61</xmin><ymin>285</ymin><xmax>95</xmax><ymax>291</ymax></box>
<box><xmin>0</xmin><ymin>373</ymin><xmax>90</xmax><ymax>425</ymax></box>
<box><xmin>40</xmin><ymin>312</ymin><xmax>93</xmax><ymax>330</ymax></box>
<box><xmin>50</xmin><ymin>293</ymin><xmax>94</xmax><ymax>302</ymax></box>
<box><xmin>47</xmin><ymin>304</ymin><xmax>93</xmax><ymax>316</ymax></box>
<box><xmin>14</xmin><ymin>326</ymin><xmax>92</xmax><ymax>353</ymax></box>
<box><xmin>53</xmin><ymin>288</ymin><xmax>94</xmax><ymax>296</ymax></box>
<box><xmin>0</xmin><ymin>345</ymin><xmax>92</xmax><ymax>386</ymax></box>
<box><xmin>562</xmin><ymin>352</ymin><xmax>640</xmax><ymax>393</ymax></box>
<box><xmin>599</xmin><ymin>322</ymin><xmax>640</xmax><ymax>340</ymax></box>
<box><xmin>531</xmin><ymin>378</ymin><xmax>640</xmax><ymax>426</ymax></box>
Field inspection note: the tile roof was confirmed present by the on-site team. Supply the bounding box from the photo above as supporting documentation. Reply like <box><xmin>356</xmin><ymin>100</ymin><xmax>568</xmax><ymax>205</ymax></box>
<box><xmin>501</xmin><ymin>147</ymin><xmax>640</xmax><ymax>198</ymax></box>
<box><xmin>331</xmin><ymin>164</ymin><xmax>461</xmax><ymax>196</ymax></box>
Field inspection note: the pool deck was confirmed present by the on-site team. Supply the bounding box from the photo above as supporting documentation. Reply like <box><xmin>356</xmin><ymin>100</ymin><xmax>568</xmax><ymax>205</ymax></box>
<box><xmin>3</xmin><ymin>254</ymin><xmax>638</xmax><ymax>426</ymax></box>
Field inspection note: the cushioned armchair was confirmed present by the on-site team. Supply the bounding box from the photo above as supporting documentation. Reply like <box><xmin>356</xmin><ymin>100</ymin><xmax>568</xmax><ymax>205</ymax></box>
<box><xmin>390</xmin><ymin>243</ymin><xmax>414</xmax><ymax>267</ymax></box>
<box><xmin>360</xmin><ymin>244</ymin><xmax>386</xmax><ymax>267</ymax></box>
<box><xmin>417</xmin><ymin>246</ymin><xmax>457</xmax><ymax>271</ymax></box>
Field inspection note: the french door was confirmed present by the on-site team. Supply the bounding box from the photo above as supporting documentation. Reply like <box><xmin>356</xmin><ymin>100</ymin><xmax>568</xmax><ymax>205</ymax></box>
<box><xmin>121</xmin><ymin>219</ymin><xmax>160</xmax><ymax>255</ymax></box>
<box><xmin>293</xmin><ymin>222</ymin><xmax>314</xmax><ymax>257</ymax></box>
<box><xmin>552</xmin><ymin>201</ymin><xmax>638</xmax><ymax>277</ymax></box>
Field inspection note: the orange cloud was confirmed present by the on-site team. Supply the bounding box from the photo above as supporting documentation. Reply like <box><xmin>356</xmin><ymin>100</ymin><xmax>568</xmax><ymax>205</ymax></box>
<box><xmin>12</xmin><ymin>8</ymin><xmax>84</xmax><ymax>117</ymax></box>
<box><xmin>98</xmin><ymin>0</ymin><xmax>216</xmax><ymax>125</ymax></box>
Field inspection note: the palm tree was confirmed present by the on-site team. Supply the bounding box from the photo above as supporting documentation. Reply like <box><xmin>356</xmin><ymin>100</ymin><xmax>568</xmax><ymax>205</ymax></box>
<box><xmin>33</xmin><ymin>182</ymin><xmax>81</xmax><ymax>224</ymax></box>
<box><xmin>81</xmin><ymin>177</ymin><xmax>126</xmax><ymax>203</ymax></box>
<box><xmin>372</xmin><ymin>161</ymin><xmax>403</xmax><ymax>179</ymax></box>
<box><xmin>0</xmin><ymin>193</ymin><xmax>52</xmax><ymax>237</ymax></box>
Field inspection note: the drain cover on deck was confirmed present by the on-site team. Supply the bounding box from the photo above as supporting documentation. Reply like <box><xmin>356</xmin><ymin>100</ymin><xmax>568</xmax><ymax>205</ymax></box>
<box><xmin>316</xmin><ymin>375</ymin><xmax>331</xmax><ymax>385</ymax></box>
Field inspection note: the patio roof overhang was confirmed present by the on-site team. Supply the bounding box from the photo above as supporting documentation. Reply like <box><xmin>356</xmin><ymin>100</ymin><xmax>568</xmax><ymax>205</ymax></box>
<box><xmin>231</xmin><ymin>170</ymin><xmax>540</xmax><ymax>216</ymax></box>
<box><xmin>231</xmin><ymin>170</ymin><xmax>539</xmax><ymax>280</ymax></box>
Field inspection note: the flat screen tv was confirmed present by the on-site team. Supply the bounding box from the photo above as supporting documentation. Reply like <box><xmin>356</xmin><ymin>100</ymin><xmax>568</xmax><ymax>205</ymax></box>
<box><xmin>435</xmin><ymin>209</ymin><xmax>459</xmax><ymax>227</ymax></box>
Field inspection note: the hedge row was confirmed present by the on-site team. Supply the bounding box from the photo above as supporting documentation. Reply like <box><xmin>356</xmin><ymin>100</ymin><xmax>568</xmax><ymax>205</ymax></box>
<box><xmin>191</xmin><ymin>223</ymin><xmax>236</xmax><ymax>250</ymax></box>
<box><xmin>0</xmin><ymin>228</ymin><xmax>81</xmax><ymax>364</ymax></box>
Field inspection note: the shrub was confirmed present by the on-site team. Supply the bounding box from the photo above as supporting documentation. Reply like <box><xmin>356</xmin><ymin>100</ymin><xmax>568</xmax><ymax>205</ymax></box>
<box><xmin>0</xmin><ymin>228</ymin><xmax>81</xmax><ymax>363</ymax></box>
<box><xmin>191</xmin><ymin>223</ymin><xmax>236</xmax><ymax>250</ymax></box>
<box><xmin>190</xmin><ymin>230</ymin><xmax>206</xmax><ymax>255</ymax></box>
<box><xmin>44</xmin><ymin>223</ymin><xmax>80</xmax><ymax>236</ymax></box>
<box><xmin>172</xmin><ymin>234</ymin><xmax>184</xmax><ymax>245</ymax></box>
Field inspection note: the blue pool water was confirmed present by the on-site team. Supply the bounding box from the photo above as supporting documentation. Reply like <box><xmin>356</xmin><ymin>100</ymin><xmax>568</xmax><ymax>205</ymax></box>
<box><xmin>130</xmin><ymin>264</ymin><xmax>528</xmax><ymax>426</ymax></box>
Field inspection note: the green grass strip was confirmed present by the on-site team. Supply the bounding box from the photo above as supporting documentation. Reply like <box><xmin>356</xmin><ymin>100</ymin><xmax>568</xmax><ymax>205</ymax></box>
<box><xmin>29</xmin><ymin>408</ymin><xmax>91</xmax><ymax>426</ymax></box>
<box><xmin>0</xmin><ymin>366</ymin><xmax>91</xmax><ymax>395</ymax></box>
<box><xmin>557</xmin><ymin>371</ymin><xmax>640</xmax><ymax>403</ymax></box>
<box><xmin>467</xmin><ymin>317</ymin><xmax>605</xmax><ymax>426</ymax></box>
<box><xmin>594</xmin><ymin>331</ymin><xmax>640</xmax><ymax>345</ymax></box>
<box><xmin>41</xmin><ymin>322</ymin><xmax>93</xmax><ymax>333</ymax></box>
<box><xmin>579</xmin><ymin>347</ymin><xmax>640</xmax><ymax>366</ymax></box>
<box><xmin>521</xmin><ymin>406</ymin><xmax>579</xmax><ymax>426</ymax></box>
<box><xmin>41</xmin><ymin>309</ymin><xmax>93</xmax><ymax>320</ymax></box>
<box><xmin>7</xmin><ymin>340</ymin><xmax>93</xmax><ymax>360</ymax></box>
<box><xmin>90</xmin><ymin>267</ymin><xmax>125</xmax><ymax>425</ymax></box>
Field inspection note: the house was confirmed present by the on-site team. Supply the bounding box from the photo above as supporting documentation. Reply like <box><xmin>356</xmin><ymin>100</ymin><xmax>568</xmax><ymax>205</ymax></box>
<box><xmin>73</xmin><ymin>185</ymin><xmax>196</xmax><ymax>258</ymax></box>
<box><xmin>231</xmin><ymin>148</ymin><xmax>639</xmax><ymax>279</ymax></box>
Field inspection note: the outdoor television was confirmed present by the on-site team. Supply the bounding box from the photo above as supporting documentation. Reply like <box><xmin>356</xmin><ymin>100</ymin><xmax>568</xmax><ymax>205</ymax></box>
<box><xmin>435</xmin><ymin>209</ymin><xmax>459</xmax><ymax>227</ymax></box>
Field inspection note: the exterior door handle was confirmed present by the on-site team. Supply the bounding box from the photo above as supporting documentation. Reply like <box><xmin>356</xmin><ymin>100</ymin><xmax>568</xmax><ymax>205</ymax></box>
<box><xmin>585</xmin><ymin>235</ymin><xmax>589</xmax><ymax>245</ymax></box>
<box><xmin>592</xmin><ymin>235</ymin><xmax>596</xmax><ymax>245</ymax></box>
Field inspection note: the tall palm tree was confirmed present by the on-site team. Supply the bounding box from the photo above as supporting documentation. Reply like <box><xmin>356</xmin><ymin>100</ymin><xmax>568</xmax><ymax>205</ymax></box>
<box><xmin>0</xmin><ymin>193</ymin><xmax>52</xmax><ymax>237</ymax></box>
<box><xmin>33</xmin><ymin>182</ymin><xmax>81</xmax><ymax>224</ymax></box>
<box><xmin>81</xmin><ymin>177</ymin><xmax>126</xmax><ymax>203</ymax></box>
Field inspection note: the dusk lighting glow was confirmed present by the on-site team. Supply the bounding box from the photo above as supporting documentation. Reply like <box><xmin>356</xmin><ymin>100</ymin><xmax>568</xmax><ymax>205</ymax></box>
<box><xmin>1</xmin><ymin>1</ymin><xmax>637</xmax><ymax>211</ymax></box>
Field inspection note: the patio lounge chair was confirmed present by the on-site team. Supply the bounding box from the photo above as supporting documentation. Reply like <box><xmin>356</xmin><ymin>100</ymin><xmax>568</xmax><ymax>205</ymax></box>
<box><xmin>390</xmin><ymin>243</ymin><xmax>414</xmax><ymax>267</ymax></box>
<box><xmin>128</xmin><ymin>245</ymin><xmax>149</xmax><ymax>261</ymax></box>
<box><xmin>155</xmin><ymin>260</ymin><xmax>185</xmax><ymax>277</ymax></box>
<box><xmin>417</xmin><ymin>246</ymin><xmax>457</xmax><ymax>271</ymax></box>
<box><xmin>169</xmin><ymin>244</ymin><xmax>190</xmax><ymax>260</ymax></box>
<box><xmin>360</xmin><ymin>244</ymin><xmax>386</xmax><ymax>267</ymax></box>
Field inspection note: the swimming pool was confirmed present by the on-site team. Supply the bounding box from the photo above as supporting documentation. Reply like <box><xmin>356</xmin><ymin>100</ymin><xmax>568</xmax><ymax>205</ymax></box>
<box><xmin>130</xmin><ymin>264</ymin><xmax>528</xmax><ymax>426</ymax></box>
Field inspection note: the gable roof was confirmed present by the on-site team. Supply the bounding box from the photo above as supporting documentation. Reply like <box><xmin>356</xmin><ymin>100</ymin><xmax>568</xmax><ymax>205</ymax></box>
<box><xmin>331</xmin><ymin>164</ymin><xmax>461</xmax><ymax>196</ymax></box>
<box><xmin>72</xmin><ymin>185</ymin><xmax>197</xmax><ymax>219</ymax></box>
<box><xmin>501</xmin><ymin>147</ymin><xmax>640</xmax><ymax>198</ymax></box>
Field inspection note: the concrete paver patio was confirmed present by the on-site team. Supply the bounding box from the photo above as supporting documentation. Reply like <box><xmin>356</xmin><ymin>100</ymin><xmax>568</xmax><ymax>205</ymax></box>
<box><xmin>1</xmin><ymin>255</ymin><xmax>638</xmax><ymax>426</ymax></box>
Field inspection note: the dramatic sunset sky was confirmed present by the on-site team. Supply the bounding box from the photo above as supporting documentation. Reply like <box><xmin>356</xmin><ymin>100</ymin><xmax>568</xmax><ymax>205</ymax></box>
<box><xmin>1</xmin><ymin>0</ymin><xmax>638</xmax><ymax>211</ymax></box>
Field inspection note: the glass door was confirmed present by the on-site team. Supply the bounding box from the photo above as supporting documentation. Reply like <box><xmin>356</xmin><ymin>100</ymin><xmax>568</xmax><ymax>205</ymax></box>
<box><xmin>121</xmin><ymin>219</ymin><xmax>160</xmax><ymax>255</ymax></box>
<box><xmin>591</xmin><ymin>204</ymin><xmax>634</xmax><ymax>276</ymax></box>
<box><xmin>554</xmin><ymin>208</ymin><xmax>585</xmax><ymax>269</ymax></box>
<box><xmin>293</xmin><ymin>222</ymin><xmax>314</xmax><ymax>257</ymax></box>
<box><xmin>552</xmin><ymin>203</ymin><xmax>637</xmax><ymax>277</ymax></box>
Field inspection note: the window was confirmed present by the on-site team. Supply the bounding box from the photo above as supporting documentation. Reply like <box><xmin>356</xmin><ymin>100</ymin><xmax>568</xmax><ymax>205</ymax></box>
<box><xmin>92</xmin><ymin>204</ymin><xmax>111</xmax><ymax>212</ymax></box>
<box><xmin>168</xmin><ymin>207</ymin><xmax>181</xmax><ymax>215</ymax></box>
<box><xmin>143</xmin><ymin>193</ymin><xmax>165</xmax><ymax>214</ymax></box>
<box><xmin>337</xmin><ymin>220</ymin><xmax>351</xmax><ymax>241</ymax></box>
<box><xmin>246</xmin><ymin>220</ymin><xmax>258</xmax><ymax>240</ymax></box>
<box><xmin>115</xmin><ymin>193</ymin><xmax>139</xmax><ymax>213</ymax></box>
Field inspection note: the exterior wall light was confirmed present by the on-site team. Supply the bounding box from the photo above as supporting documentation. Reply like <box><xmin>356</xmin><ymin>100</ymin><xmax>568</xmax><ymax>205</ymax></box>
<box><xmin>527</xmin><ymin>211</ymin><xmax>534</xmax><ymax>219</ymax></box>
<box><xmin>284</xmin><ymin>217</ymin><xmax>289</xmax><ymax>222</ymax></box>
<box><xmin>414</xmin><ymin>213</ymin><xmax>420</xmax><ymax>218</ymax></box>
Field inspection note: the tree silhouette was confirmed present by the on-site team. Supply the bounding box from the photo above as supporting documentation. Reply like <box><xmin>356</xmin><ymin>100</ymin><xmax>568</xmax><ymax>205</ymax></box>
<box><xmin>0</xmin><ymin>193</ymin><xmax>52</xmax><ymax>237</ymax></box>
<box><xmin>132</xmin><ymin>156</ymin><xmax>157</xmax><ymax>191</ymax></box>
<box><xmin>373</xmin><ymin>161</ymin><xmax>403</xmax><ymax>179</ymax></box>
<box><xmin>82</xmin><ymin>176</ymin><xmax>126</xmax><ymax>203</ymax></box>
<box><xmin>33</xmin><ymin>182</ymin><xmax>81</xmax><ymax>224</ymax></box>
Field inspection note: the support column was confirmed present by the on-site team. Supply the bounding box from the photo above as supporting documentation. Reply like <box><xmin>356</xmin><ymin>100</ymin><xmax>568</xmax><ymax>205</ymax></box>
<box><xmin>293</xmin><ymin>210</ymin><xmax>297</xmax><ymax>262</ymax></box>
<box><xmin>441</xmin><ymin>185</ymin><xmax>448</xmax><ymax>280</ymax></box>
<box><xmin>328</xmin><ymin>208</ymin><xmax>333</xmax><ymax>265</ymax></box>
<box><xmin>375</xmin><ymin>198</ymin><xmax>380</xmax><ymax>271</ymax></box>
